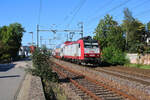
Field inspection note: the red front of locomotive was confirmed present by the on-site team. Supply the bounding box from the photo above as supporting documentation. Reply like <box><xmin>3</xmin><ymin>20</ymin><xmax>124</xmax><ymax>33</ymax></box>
<box><xmin>62</xmin><ymin>36</ymin><xmax>101</xmax><ymax>64</ymax></box>
<box><xmin>82</xmin><ymin>39</ymin><xmax>101</xmax><ymax>64</ymax></box>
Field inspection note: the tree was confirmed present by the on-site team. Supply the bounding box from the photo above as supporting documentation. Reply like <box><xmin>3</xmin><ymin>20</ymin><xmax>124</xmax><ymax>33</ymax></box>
<box><xmin>122</xmin><ymin>8</ymin><xmax>134</xmax><ymax>45</ymax></box>
<box><xmin>0</xmin><ymin>23</ymin><xmax>25</xmax><ymax>62</ymax></box>
<box><xmin>94</xmin><ymin>14</ymin><xmax>125</xmax><ymax>51</ymax></box>
<box><xmin>7</xmin><ymin>23</ymin><xmax>25</xmax><ymax>58</ymax></box>
<box><xmin>123</xmin><ymin>8</ymin><xmax>134</xmax><ymax>22</ymax></box>
<box><xmin>147</xmin><ymin>21</ymin><xmax>150</xmax><ymax>31</ymax></box>
<box><xmin>94</xmin><ymin>15</ymin><xmax>127</xmax><ymax>65</ymax></box>
<box><xmin>122</xmin><ymin>8</ymin><xmax>147</xmax><ymax>53</ymax></box>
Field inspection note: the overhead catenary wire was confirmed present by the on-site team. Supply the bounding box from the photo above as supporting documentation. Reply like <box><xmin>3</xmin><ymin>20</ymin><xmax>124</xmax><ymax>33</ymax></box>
<box><xmin>83</xmin><ymin>0</ymin><xmax>115</xmax><ymax>34</ymax></box>
<box><xmin>134</xmin><ymin>8</ymin><xmax>150</xmax><ymax>17</ymax></box>
<box><xmin>130</xmin><ymin>0</ymin><xmax>149</xmax><ymax>10</ymax></box>
<box><xmin>85</xmin><ymin>0</ymin><xmax>115</xmax><ymax>21</ymax></box>
<box><xmin>60</xmin><ymin>0</ymin><xmax>87</xmax><ymax>41</ymax></box>
<box><xmin>64</xmin><ymin>0</ymin><xmax>84</xmax><ymax>22</ymax></box>
<box><xmin>132</xmin><ymin>0</ymin><xmax>150</xmax><ymax>17</ymax></box>
<box><xmin>84</xmin><ymin>0</ymin><xmax>131</xmax><ymax>33</ymax></box>
<box><xmin>86</xmin><ymin>0</ymin><xmax>131</xmax><ymax>24</ymax></box>
<box><xmin>84</xmin><ymin>0</ymin><xmax>133</xmax><ymax>35</ymax></box>
<box><xmin>67</xmin><ymin>0</ymin><xmax>87</xmax><ymax>27</ymax></box>
<box><xmin>114</xmin><ymin>0</ymin><xmax>150</xmax><ymax>18</ymax></box>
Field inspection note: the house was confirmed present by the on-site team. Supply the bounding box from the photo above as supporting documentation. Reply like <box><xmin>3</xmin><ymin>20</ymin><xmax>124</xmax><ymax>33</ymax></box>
<box><xmin>18</xmin><ymin>46</ymin><xmax>30</xmax><ymax>57</ymax></box>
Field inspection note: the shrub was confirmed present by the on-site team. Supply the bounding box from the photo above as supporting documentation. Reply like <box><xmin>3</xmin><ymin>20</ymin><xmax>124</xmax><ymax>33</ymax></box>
<box><xmin>102</xmin><ymin>46</ymin><xmax>129</xmax><ymax>65</ymax></box>
<box><xmin>27</xmin><ymin>48</ymin><xmax>59</xmax><ymax>100</ymax></box>
<box><xmin>29</xmin><ymin>48</ymin><xmax>58</xmax><ymax>82</ymax></box>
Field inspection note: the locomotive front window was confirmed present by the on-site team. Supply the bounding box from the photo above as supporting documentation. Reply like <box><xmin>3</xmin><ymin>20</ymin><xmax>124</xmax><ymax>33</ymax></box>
<box><xmin>92</xmin><ymin>43</ymin><xmax>99</xmax><ymax>48</ymax></box>
<box><xmin>84</xmin><ymin>42</ymin><xmax>92</xmax><ymax>48</ymax></box>
<box><xmin>92</xmin><ymin>45</ymin><xmax>98</xmax><ymax>48</ymax></box>
<box><xmin>84</xmin><ymin>42</ymin><xmax>98</xmax><ymax>48</ymax></box>
<box><xmin>84</xmin><ymin>44</ymin><xmax>92</xmax><ymax>48</ymax></box>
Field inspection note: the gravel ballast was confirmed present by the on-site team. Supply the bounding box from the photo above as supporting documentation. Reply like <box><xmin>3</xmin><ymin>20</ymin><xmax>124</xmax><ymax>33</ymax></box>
<box><xmin>51</xmin><ymin>58</ymin><xmax>150</xmax><ymax>100</ymax></box>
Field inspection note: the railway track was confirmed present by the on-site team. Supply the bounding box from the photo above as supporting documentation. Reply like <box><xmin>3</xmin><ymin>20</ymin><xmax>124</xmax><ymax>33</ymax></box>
<box><xmin>94</xmin><ymin>68</ymin><xmax>150</xmax><ymax>86</ymax></box>
<box><xmin>55</xmin><ymin>58</ymin><xmax>150</xmax><ymax>86</ymax></box>
<box><xmin>100</xmin><ymin>67</ymin><xmax>150</xmax><ymax>79</ymax></box>
<box><xmin>62</xmin><ymin>60</ymin><xmax>150</xmax><ymax>86</ymax></box>
<box><xmin>51</xmin><ymin>61</ymin><xmax>137</xmax><ymax>100</ymax></box>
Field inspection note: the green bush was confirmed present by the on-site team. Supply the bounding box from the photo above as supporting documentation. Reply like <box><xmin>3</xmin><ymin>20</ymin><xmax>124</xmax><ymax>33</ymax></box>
<box><xmin>102</xmin><ymin>46</ymin><xmax>129</xmax><ymax>65</ymax></box>
<box><xmin>29</xmin><ymin>48</ymin><xmax>58</xmax><ymax>82</ymax></box>
<box><xmin>27</xmin><ymin>48</ymin><xmax>59</xmax><ymax>100</ymax></box>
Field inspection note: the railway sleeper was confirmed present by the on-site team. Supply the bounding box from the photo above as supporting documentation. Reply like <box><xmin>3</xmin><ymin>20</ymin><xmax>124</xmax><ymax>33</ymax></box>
<box><xmin>98</xmin><ymin>93</ymin><xmax>121</xmax><ymax>98</ymax></box>
<box><xmin>102</xmin><ymin>96</ymin><xmax>124</xmax><ymax>100</ymax></box>
<box><xmin>81</xmin><ymin>96</ymin><xmax>92</xmax><ymax>100</ymax></box>
<box><xmin>95</xmin><ymin>91</ymin><xmax>118</xmax><ymax>96</ymax></box>
<box><xmin>85</xmin><ymin>87</ymin><xmax>109</xmax><ymax>92</ymax></box>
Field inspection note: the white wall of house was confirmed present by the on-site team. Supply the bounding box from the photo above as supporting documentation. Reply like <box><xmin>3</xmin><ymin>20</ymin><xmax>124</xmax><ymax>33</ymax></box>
<box><xmin>127</xmin><ymin>53</ymin><xmax>150</xmax><ymax>65</ymax></box>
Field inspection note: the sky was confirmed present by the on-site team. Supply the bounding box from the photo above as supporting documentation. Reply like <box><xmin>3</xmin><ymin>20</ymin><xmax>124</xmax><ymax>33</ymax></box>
<box><xmin>0</xmin><ymin>0</ymin><xmax>150</xmax><ymax>48</ymax></box>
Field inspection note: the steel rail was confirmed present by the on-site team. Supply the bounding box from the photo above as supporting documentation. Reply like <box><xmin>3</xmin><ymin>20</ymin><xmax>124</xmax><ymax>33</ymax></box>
<box><xmin>102</xmin><ymin>68</ymin><xmax>150</xmax><ymax>79</ymax></box>
<box><xmin>52</xmin><ymin>61</ymin><xmax>138</xmax><ymax>100</ymax></box>
<box><xmin>52</xmin><ymin>66</ymin><xmax>102</xmax><ymax>100</ymax></box>
<box><xmin>94</xmin><ymin>68</ymin><xmax>150</xmax><ymax>86</ymax></box>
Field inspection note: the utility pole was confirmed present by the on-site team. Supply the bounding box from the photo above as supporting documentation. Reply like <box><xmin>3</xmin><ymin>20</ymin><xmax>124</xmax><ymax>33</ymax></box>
<box><xmin>40</xmin><ymin>36</ymin><xmax>42</xmax><ymax>47</ymax></box>
<box><xmin>45</xmin><ymin>40</ymin><xmax>46</xmax><ymax>46</ymax></box>
<box><xmin>48</xmin><ymin>38</ymin><xmax>56</xmax><ymax>49</ymax></box>
<box><xmin>37</xmin><ymin>24</ymin><xmax>39</xmax><ymax>47</ymax></box>
<box><xmin>78</xmin><ymin>22</ymin><xmax>83</xmax><ymax>38</ymax></box>
<box><xmin>81</xmin><ymin>22</ymin><xmax>83</xmax><ymax>38</ymax></box>
<box><xmin>37</xmin><ymin>23</ymin><xmax>83</xmax><ymax>45</ymax></box>
<box><xmin>29</xmin><ymin>32</ymin><xmax>33</xmax><ymax>46</ymax></box>
<box><xmin>69</xmin><ymin>32</ymin><xmax>75</xmax><ymax>41</ymax></box>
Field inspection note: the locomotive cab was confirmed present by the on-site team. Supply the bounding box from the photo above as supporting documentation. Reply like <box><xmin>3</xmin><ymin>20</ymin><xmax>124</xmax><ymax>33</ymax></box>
<box><xmin>83</xmin><ymin>38</ymin><xmax>101</xmax><ymax>64</ymax></box>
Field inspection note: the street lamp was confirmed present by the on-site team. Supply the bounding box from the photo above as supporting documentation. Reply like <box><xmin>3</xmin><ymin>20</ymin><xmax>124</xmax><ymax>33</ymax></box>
<box><xmin>29</xmin><ymin>32</ymin><xmax>33</xmax><ymax>46</ymax></box>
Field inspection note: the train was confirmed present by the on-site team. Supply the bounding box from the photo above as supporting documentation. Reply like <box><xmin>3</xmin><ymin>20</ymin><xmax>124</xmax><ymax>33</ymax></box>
<box><xmin>53</xmin><ymin>36</ymin><xmax>101</xmax><ymax>65</ymax></box>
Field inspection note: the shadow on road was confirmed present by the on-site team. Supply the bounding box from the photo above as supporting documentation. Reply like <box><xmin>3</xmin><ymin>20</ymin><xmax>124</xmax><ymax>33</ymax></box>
<box><xmin>0</xmin><ymin>64</ymin><xmax>16</xmax><ymax>72</ymax></box>
<box><xmin>0</xmin><ymin>75</ymin><xmax>20</xmax><ymax>78</ymax></box>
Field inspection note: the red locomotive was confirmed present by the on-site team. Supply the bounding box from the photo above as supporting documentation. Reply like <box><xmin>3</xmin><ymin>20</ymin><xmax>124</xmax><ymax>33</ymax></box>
<box><xmin>53</xmin><ymin>36</ymin><xmax>101</xmax><ymax>64</ymax></box>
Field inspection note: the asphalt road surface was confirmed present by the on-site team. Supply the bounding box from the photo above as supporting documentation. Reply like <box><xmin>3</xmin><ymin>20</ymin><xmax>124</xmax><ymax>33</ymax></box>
<box><xmin>0</xmin><ymin>59</ymin><xmax>31</xmax><ymax>100</ymax></box>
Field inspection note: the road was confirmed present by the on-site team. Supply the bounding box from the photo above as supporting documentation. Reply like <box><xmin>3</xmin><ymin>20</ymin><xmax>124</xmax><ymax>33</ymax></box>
<box><xmin>0</xmin><ymin>59</ymin><xmax>31</xmax><ymax>100</ymax></box>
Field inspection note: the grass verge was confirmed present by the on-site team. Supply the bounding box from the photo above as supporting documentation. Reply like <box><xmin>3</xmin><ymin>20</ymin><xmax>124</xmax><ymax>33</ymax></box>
<box><xmin>125</xmin><ymin>63</ymin><xmax>150</xmax><ymax>69</ymax></box>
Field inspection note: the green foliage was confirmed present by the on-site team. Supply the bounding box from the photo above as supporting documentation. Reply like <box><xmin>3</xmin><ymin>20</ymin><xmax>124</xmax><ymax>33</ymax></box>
<box><xmin>123</xmin><ymin>8</ymin><xmax>134</xmax><ymax>22</ymax></box>
<box><xmin>147</xmin><ymin>21</ymin><xmax>150</xmax><ymax>31</ymax></box>
<box><xmin>30</xmin><ymin>48</ymin><xmax>58</xmax><ymax>82</ymax></box>
<box><xmin>122</xmin><ymin>8</ymin><xmax>148</xmax><ymax>53</ymax></box>
<box><xmin>94</xmin><ymin>14</ymin><xmax>128</xmax><ymax>65</ymax></box>
<box><xmin>94</xmin><ymin>14</ymin><xmax>125</xmax><ymax>51</ymax></box>
<box><xmin>0</xmin><ymin>23</ymin><xmax>25</xmax><ymax>63</ymax></box>
<box><xmin>29</xmin><ymin>48</ymin><xmax>59</xmax><ymax>99</ymax></box>
<box><xmin>102</xmin><ymin>46</ymin><xmax>129</xmax><ymax>65</ymax></box>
